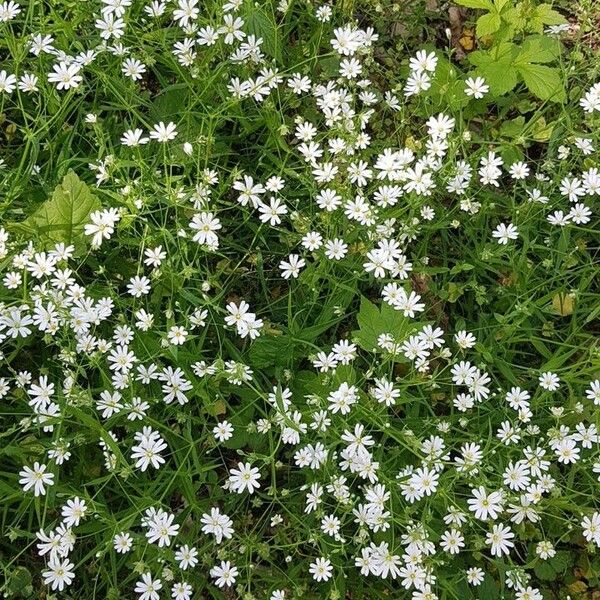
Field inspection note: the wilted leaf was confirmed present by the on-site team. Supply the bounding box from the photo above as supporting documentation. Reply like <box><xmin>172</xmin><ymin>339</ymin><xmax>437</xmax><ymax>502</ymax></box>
<box><xmin>552</xmin><ymin>292</ymin><xmax>574</xmax><ymax>316</ymax></box>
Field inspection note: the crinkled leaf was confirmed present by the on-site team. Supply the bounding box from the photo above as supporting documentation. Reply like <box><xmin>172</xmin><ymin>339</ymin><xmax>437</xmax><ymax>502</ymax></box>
<box><xmin>17</xmin><ymin>171</ymin><xmax>101</xmax><ymax>248</ymax></box>
<box><xmin>353</xmin><ymin>296</ymin><xmax>421</xmax><ymax>353</ymax></box>
<box><xmin>243</xmin><ymin>1</ymin><xmax>280</xmax><ymax>61</ymax></box>
<box><xmin>514</xmin><ymin>35</ymin><xmax>561</xmax><ymax>65</ymax></box>
<box><xmin>476</xmin><ymin>12</ymin><xmax>502</xmax><ymax>37</ymax></box>
<box><xmin>454</xmin><ymin>0</ymin><xmax>494</xmax><ymax>9</ymax></box>
<box><xmin>517</xmin><ymin>63</ymin><xmax>565</xmax><ymax>102</ymax></box>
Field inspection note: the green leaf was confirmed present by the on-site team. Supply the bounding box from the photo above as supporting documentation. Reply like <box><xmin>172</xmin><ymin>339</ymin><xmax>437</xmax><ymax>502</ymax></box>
<box><xmin>531</xmin><ymin>116</ymin><xmax>554</xmax><ymax>141</ymax></box>
<box><xmin>17</xmin><ymin>171</ymin><xmax>101</xmax><ymax>248</ymax></box>
<box><xmin>469</xmin><ymin>44</ymin><xmax>519</xmax><ymax>95</ymax></box>
<box><xmin>494</xmin><ymin>0</ymin><xmax>510</xmax><ymax>10</ymax></box>
<box><xmin>534</xmin><ymin>560</ymin><xmax>557</xmax><ymax>581</ymax></box>
<box><xmin>517</xmin><ymin>63</ymin><xmax>565</xmax><ymax>102</ymax></box>
<box><xmin>243</xmin><ymin>1</ymin><xmax>280</xmax><ymax>61</ymax></box>
<box><xmin>481</xmin><ymin>62</ymin><xmax>518</xmax><ymax>95</ymax></box>
<box><xmin>514</xmin><ymin>35</ymin><xmax>561</xmax><ymax>65</ymax></box>
<box><xmin>476</xmin><ymin>12</ymin><xmax>502</xmax><ymax>37</ymax></box>
<box><xmin>533</xmin><ymin>4</ymin><xmax>567</xmax><ymax>26</ymax></box>
<box><xmin>499</xmin><ymin>116</ymin><xmax>526</xmax><ymax>139</ymax></box>
<box><xmin>352</xmin><ymin>296</ymin><xmax>421</xmax><ymax>353</ymax></box>
<box><xmin>454</xmin><ymin>0</ymin><xmax>494</xmax><ymax>9</ymax></box>
<box><xmin>247</xmin><ymin>334</ymin><xmax>301</xmax><ymax>369</ymax></box>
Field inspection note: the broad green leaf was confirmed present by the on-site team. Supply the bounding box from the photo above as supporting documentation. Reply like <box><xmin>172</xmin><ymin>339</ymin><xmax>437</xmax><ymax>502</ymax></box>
<box><xmin>454</xmin><ymin>0</ymin><xmax>494</xmax><ymax>9</ymax></box>
<box><xmin>243</xmin><ymin>1</ymin><xmax>280</xmax><ymax>61</ymax></box>
<box><xmin>476</xmin><ymin>12</ymin><xmax>502</xmax><ymax>37</ymax></box>
<box><xmin>514</xmin><ymin>35</ymin><xmax>561</xmax><ymax>65</ymax></box>
<box><xmin>352</xmin><ymin>296</ymin><xmax>421</xmax><ymax>353</ymax></box>
<box><xmin>517</xmin><ymin>63</ymin><xmax>565</xmax><ymax>102</ymax></box>
<box><xmin>534</xmin><ymin>560</ymin><xmax>557</xmax><ymax>581</ymax></box>
<box><xmin>499</xmin><ymin>116</ymin><xmax>526</xmax><ymax>139</ymax></box>
<box><xmin>17</xmin><ymin>171</ymin><xmax>101</xmax><ymax>247</ymax></box>
<box><xmin>247</xmin><ymin>333</ymin><xmax>301</xmax><ymax>369</ymax></box>
<box><xmin>480</xmin><ymin>61</ymin><xmax>518</xmax><ymax>95</ymax></box>
<box><xmin>494</xmin><ymin>0</ymin><xmax>510</xmax><ymax>10</ymax></box>
<box><xmin>468</xmin><ymin>44</ymin><xmax>518</xmax><ymax>95</ymax></box>
<box><xmin>533</xmin><ymin>3</ymin><xmax>567</xmax><ymax>26</ymax></box>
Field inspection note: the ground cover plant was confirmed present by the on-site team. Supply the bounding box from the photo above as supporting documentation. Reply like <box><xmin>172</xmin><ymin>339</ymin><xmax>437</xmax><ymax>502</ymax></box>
<box><xmin>0</xmin><ymin>0</ymin><xmax>599</xmax><ymax>598</ymax></box>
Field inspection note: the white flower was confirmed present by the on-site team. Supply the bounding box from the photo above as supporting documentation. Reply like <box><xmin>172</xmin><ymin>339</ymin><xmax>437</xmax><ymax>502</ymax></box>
<box><xmin>486</xmin><ymin>524</ymin><xmax>514</xmax><ymax>556</ymax></box>
<box><xmin>201</xmin><ymin>507</ymin><xmax>234</xmax><ymax>543</ymax></box>
<box><xmin>210</xmin><ymin>560</ymin><xmax>238</xmax><ymax>588</ymax></box>
<box><xmin>48</xmin><ymin>62</ymin><xmax>82</xmax><ymax>90</ymax></box>
<box><xmin>309</xmin><ymin>557</ymin><xmax>333</xmax><ymax>582</ymax></box>
<box><xmin>121</xmin><ymin>128</ymin><xmax>149</xmax><ymax>146</ymax></box>
<box><xmin>409</xmin><ymin>49</ymin><xmax>438</xmax><ymax>73</ymax></box>
<box><xmin>466</xmin><ymin>567</ymin><xmax>485</xmax><ymax>586</ymax></box>
<box><xmin>122</xmin><ymin>58</ymin><xmax>146</xmax><ymax>80</ymax></box>
<box><xmin>468</xmin><ymin>486</ymin><xmax>503</xmax><ymax>521</ymax></box>
<box><xmin>492</xmin><ymin>222</ymin><xmax>519</xmax><ymax>244</ymax></box>
<box><xmin>42</xmin><ymin>557</ymin><xmax>75</xmax><ymax>592</ymax></box>
<box><xmin>19</xmin><ymin>462</ymin><xmax>54</xmax><ymax>496</ymax></box>
<box><xmin>0</xmin><ymin>1</ymin><xmax>21</xmax><ymax>22</ymax></box>
<box><xmin>113</xmin><ymin>532</ymin><xmax>133</xmax><ymax>553</ymax></box>
<box><xmin>539</xmin><ymin>371</ymin><xmax>560</xmax><ymax>391</ymax></box>
<box><xmin>61</xmin><ymin>497</ymin><xmax>87</xmax><ymax>527</ymax></box>
<box><xmin>149</xmin><ymin>121</ymin><xmax>178</xmax><ymax>142</ymax></box>
<box><xmin>175</xmin><ymin>544</ymin><xmax>198</xmax><ymax>570</ymax></box>
<box><xmin>84</xmin><ymin>208</ymin><xmax>121</xmax><ymax>248</ymax></box>
<box><xmin>190</xmin><ymin>212</ymin><xmax>221</xmax><ymax>247</ymax></box>
<box><xmin>134</xmin><ymin>573</ymin><xmax>162</xmax><ymax>600</ymax></box>
<box><xmin>212</xmin><ymin>421</ymin><xmax>233</xmax><ymax>442</ymax></box>
<box><xmin>0</xmin><ymin>70</ymin><xmax>17</xmax><ymax>94</ymax></box>
<box><xmin>228</xmin><ymin>462</ymin><xmax>261</xmax><ymax>494</ymax></box>
<box><xmin>464</xmin><ymin>76</ymin><xmax>489</xmax><ymax>99</ymax></box>
<box><xmin>582</xmin><ymin>512</ymin><xmax>600</xmax><ymax>546</ymax></box>
<box><xmin>279</xmin><ymin>254</ymin><xmax>306</xmax><ymax>279</ymax></box>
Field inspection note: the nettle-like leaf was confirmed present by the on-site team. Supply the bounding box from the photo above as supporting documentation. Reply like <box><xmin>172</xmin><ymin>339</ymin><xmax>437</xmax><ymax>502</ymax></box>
<box><xmin>515</xmin><ymin>34</ymin><xmax>561</xmax><ymax>64</ymax></box>
<box><xmin>15</xmin><ymin>171</ymin><xmax>101</xmax><ymax>249</ymax></box>
<box><xmin>243</xmin><ymin>0</ymin><xmax>280</xmax><ymax>62</ymax></box>
<box><xmin>476</xmin><ymin>11</ymin><xmax>502</xmax><ymax>38</ymax></box>
<box><xmin>352</xmin><ymin>296</ymin><xmax>422</xmax><ymax>354</ymax></box>
<box><xmin>454</xmin><ymin>0</ymin><xmax>494</xmax><ymax>9</ymax></box>
<box><xmin>468</xmin><ymin>35</ymin><xmax>565</xmax><ymax>102</ymax></box>
<box><xmin>527</xmin><ymin>3</ymin><xmax>567</xmax><ymax>33</ymax></box>
<box><xmin>468</xmin><ymin>43</ymin><xmax>519</xmax><ymax>95</ymax></box>
<box><xmin>516</xmin><ymin>63</ymin><xmax>565</xmax><ymax>102</ymax></box>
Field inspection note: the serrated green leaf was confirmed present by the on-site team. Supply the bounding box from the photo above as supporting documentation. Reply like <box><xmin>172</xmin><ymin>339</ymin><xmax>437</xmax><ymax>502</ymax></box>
<box><xmin>534</xmin><ymin>560</ymin><xmax>557</xmax><ymax>580</ymax></box>
<box><xmin>352</xmin><ymin>296</ymin><xmax>421</xmax><ymax>353</ymax></box>
<box><xmin>243</xmin><ymin>1</ymin><xmax>280</xmax><ymax>61</ymax></box>
<box><xmin>477</xmin><ymin>12</ymin><xmax>502</xmax><ymax>37</ymax></box>
<box><xmin>454</xmin><ymin>0</ymin><xmax>494</xmax><ymax>9</ymax></box>
<box><xmin>481</xmin><ymin>62</ymin><xmax>518</xmax><ymax>94</ymax></box>
<box><xmin>514</xmin><ymin>35</ymin><xmax>561</xmax><ymax>65</ymax></box>
<box><xmin>18</xmin><ymin>171</ymin><xmax>101</xmax><ymax>248</ymax></box>
<box><xmin>534</xmin><ymin>4</ymin><xmax>567</xmax><ymax>26</ymax></box>
<box><xmin>517</xmin><ymin>63</ymin><xmax>565</xmax><ymax>102</ymax></box>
